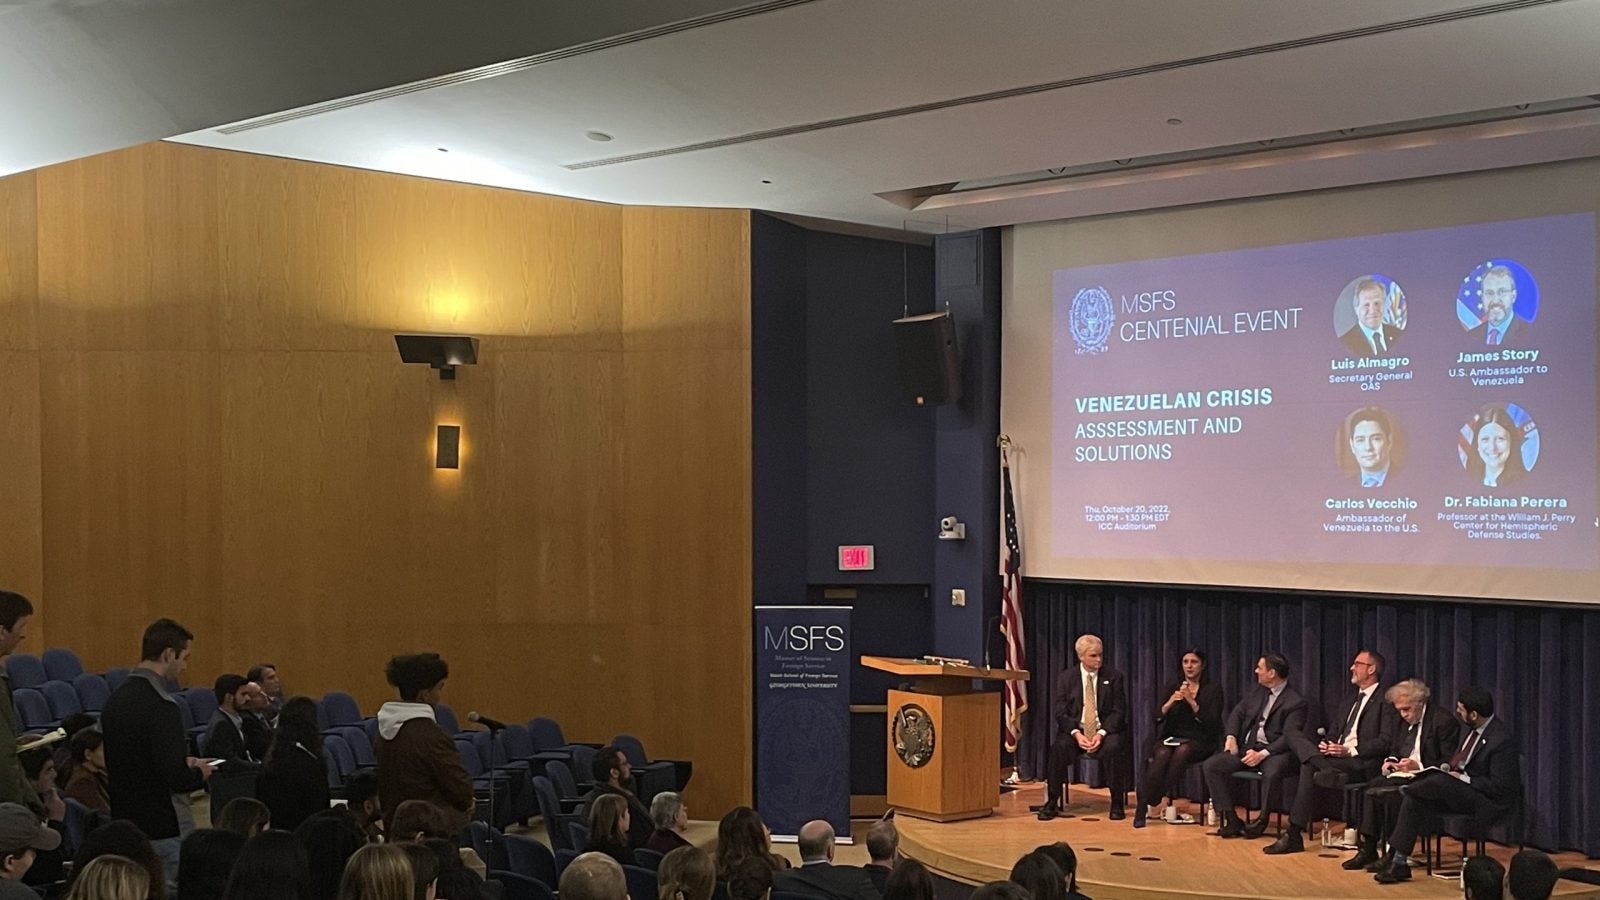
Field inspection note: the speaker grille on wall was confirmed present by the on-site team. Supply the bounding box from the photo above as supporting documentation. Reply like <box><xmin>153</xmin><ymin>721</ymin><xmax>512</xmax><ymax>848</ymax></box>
<box><xmin>893</xmin><ymin>311</ymin><xmax>962</xmax><ymax>406</ymax></box>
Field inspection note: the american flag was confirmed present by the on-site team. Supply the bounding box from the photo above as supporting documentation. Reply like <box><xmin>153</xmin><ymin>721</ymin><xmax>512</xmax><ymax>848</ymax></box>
<box><xmin>1000</xmin><ymin>440</ymin><xmax>1028</xmax><ymax>752</ymax></box>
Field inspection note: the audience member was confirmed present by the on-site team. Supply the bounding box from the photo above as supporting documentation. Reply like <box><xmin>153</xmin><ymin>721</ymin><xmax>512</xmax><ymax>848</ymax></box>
<box><xmin>0</xmin><ymin>801</ymin><xmax>59</xmax><ymax>900</ymax></box>
<box><xmin>61</xmin><ymin>728</ymin><xmax>110</xmax><ymax>812</ymax></box>
<box><xmin>1032</xmin><ymin>844</ymin><xmax>1088</xmax><ymax>900</ymax></box>
<box><xmin>969</xmin><ymin>883</ymin><xmax>1030</xmax><ymax>900</ymax></box>
<box><xmin>586</xmin><ymin>794</ymin><xmax>638</xmax><ymax>868</ymax></box>
<box><xmin>339</xmin><ymin>844</ymin><xmax>413</xmax><ymax>900</ymax></box>
<box><xmin>17</xmin><ymin>747</ymin><xmax>67</xmax><ymax>886</ymax></box>
<box><xmin>375</xmin><ymin>655</ymin><xmax>474</xmax><ymax>836</ymax></box>
<box><xmin>65</xmin><ymin>854</ymin><xmax>151</xmax><ymax>900</ymax></box>
<box><xmin>724</xmin><ymin>856</ymin><xmax>775</xmax><ymax>900</ymax></box>
<box><xmin>1201</xmin><ymin>652</ymin><xmax>1307</xmax><ymax>839</ymax></box>
<box><xmin>255</xmin><ymin>697</ymin><xmax>332</xmax><ymax>832</ymax></box>
<box><xmin>581</xmin><ymin>745</ymin><xmax>653</xmax><ymax>848</ymax></box>
<box><xmin>222</xmin><ymin>831</ymin><xmax>312</xmax><ymax>900</ymax></box>
<box><xmin>880</xmin><ymin>859</ymin><xmax>933</xmax><ymax>900</ymax></box>
<box><xmin>216</xmin><ymin>798</ymin><xmax>271</xmax><ymax>838</ymax></box>
<box><xmin>247</xmin><ymin>664</ymin><xmax>286</xmax><ymax>724</ymax></box>
<box><xmin>657</xmin><ymin>846</ymin><xmax>716</xmax><ymax>900</ymax></box>
<box><xmin>1508</xmin><ymin>849</ymin><xmax>1559</xmax><ymax>900</ymax></box>
<box><xmin>772</xmin><ymin>820</ymin><xmax>878</xmax><ymax>900</ymax></box>
<box><xmin>0</xmin><ymin>592</ymin><xmax>44</xmax><ymax>816</ymax></box>
<box><xmin>560</xmin><ymin>852</ymin><xmax>627</xmax><ymax>900</ymax></box>
<box><xmin>177</xmin><ymin>829</ymin><xmax>247</xmax><ymax>900</ymax></box>
<box><xmin>1463</xmin><ymin>855</ymin><xmax>1506</xmax><ymax>900</ymax></box>
<box><xmin>397</xmin><ymin>843</ymin><xmax>439</xmax><ymax>900</ymax></box>
<box><xmin>1039</xmin><ymin>635</ymin><xmax>1131</xmax><ymax>821</ymax></box>
<box><xmin>389</xmin><ymin>803</ymin><xmax>485</xmax><ymax>878</ymax></box>
<box><xmin>71</xmin><ymin>819</ymin><xmax>166</xmax><ymax>900</ymax></box>
<box><xmin>863</xmin><ymin>820</ymin><xmax>898</xmax><ymax>893</ymax></box>
<box><xmin>1267</xmin><ymin>650</ymin><xmax>1393</xmax><ymax>855</ymax></box>
<box><xmin>240</xmin><ymin>682</ymin><xmax>274</xmax><ymax>762</ymax></box>
<box><xmin>102</xmin><ymin>618</ymin><xmax>215</xmax><ymax>886</ymax></box>
<box><xmin>1008</xmin><ymin>850</ymin><xmax>1063</xmax><ymax>900</ymax></box>
<box><xmin>1376</xmin><ymin>687</ymin><xmax>1521</xmax><ymax>885</ymax></box>
<box><xmin>1135</xmin><ymin>649</ymin><xmax>1222</xmax><ymax>827</ymax></box>
<box><xmin>1347</xmin><ymin>678</ymin><xmax>1458</xmax><ymax>872</ymax></box>
<box><xmin>714</xmin><ymin>807</ymin><xmax>787</xmax><ymax>882</ymax></box>
<box><xmin>295</xmin><ymin>809</ymin><xmax>371</xmax><ymax>900</ymax></box>
<box><xmin>344</xmin><ymin>771</ymin><xmax>385</xmax><ymax>843</ymax></box>
<box><xmin>418</xmin><ymin>838</ymin><xmax>486</xmax><ymax>900</ymax></box>
<box><xmin>53</xmin><ymin>713</ymin><xmax>99</xmax><ymax>777</ymax></box>
<box><xmin>205</xmin><ymin>675</ymin><xmax>260</xmax><ymax>764</ymax></box>
<box><xmin>646</xmin><ymin>791</ymin><xmax>692</xmax><ymax>854</ymax></box>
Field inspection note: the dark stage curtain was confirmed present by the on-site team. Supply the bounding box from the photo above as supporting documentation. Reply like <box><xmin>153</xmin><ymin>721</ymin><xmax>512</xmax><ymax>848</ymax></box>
<box><xmin>1015</xmin><ymin>580</ymin><xmax>1600</xmax><ymax>857</ymax></box>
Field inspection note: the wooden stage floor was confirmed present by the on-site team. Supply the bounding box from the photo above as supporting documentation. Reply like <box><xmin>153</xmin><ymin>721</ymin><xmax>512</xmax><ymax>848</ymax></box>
<box><xmin>896</xmin><ymin>783</ymin><xmax>1599</xmax><ymax>900</ymax></box>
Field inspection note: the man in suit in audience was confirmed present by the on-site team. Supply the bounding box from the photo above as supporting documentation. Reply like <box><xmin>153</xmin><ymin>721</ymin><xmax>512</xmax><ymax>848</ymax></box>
<box><xmin>202</xmin><ymin>673</ymin><xmax>259</xmax><ymax>764</ymax></box>
<box><xmin>580</xmin><ymin>745</ymin><xmax>653</xmax><ymax>848</ymax></box>
<box><xmin>774</xmin><ymin>820</ymin><xmax>881</xmax><ymax>900</ymax></box>
<box><xmin>0</xmin><ymin>592</ymin><xmax>44</xmax><ymax>818</ymax></box>
<box><xmin>1039</xmin><ymin>634</ymin><xmax>1131</xmax><ymax>821</ymax></box>
<box><xmin>247</xmin><ymin>663</ymin><xmax>284</xmax><ymax>727</ymax></box>
<box><xmin>102</xmin><ymin>618</ymin><xmax>215</xmax><ymax>888</ymax></box>
<box><xmin>863</xmin><ymin>819</ymin><xmax>898</xmax><ymax>892</ymax></box>
<box><xmin>239</xmin><ymin>680</ymin><xmax>274</xmax><ymax>762</ymax></box>
<box><xmin>1202</xmin><ymin>652</ymin><xmax>1307</xmax><ymax>839</ymax></box>
<box><xmin>1375</xmin><ymin>687</ymin><xmax>1521</xmax><ymax>884</ymax></box>
<box><xmin>1265</xmin><ymin>649</ymin><xmax>1393</xmax><ymax>854</ymax></box>
<box><xmin>1345</xmin><ymin>678</ymin><xmax>1459</xmax><ymax>871</ymax></box>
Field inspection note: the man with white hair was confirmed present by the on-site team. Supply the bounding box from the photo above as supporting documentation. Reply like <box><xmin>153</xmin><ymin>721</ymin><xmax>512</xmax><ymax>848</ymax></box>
<box><xmin>559</xmin><ymin>852</ymin><xmax>629</xmax><ymax>900</ymax></box>
<box><xmin>773</xmin><ymin>820</ymin><xmax>880</xmax><ymax>900</ymax></box>
<box><xmin>1344</xmin><ymin>678</ymin><xmax>1459</xmax><ymax>872</ymax></box>
<box><xmin>1038</xmin><ymin>634</ymin><xmax>1131</xmax><ymax>821</ymax></box>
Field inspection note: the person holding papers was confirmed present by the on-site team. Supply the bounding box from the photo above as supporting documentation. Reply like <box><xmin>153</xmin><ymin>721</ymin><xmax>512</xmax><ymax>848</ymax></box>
<box><xmin>1374</xmin><ymin>687</ymin><xmax>1520</xmax><ymax>885</ymax></box>
<box><xmin>1344</xmin><ymin>678</ymin><xmax>1459</xmax><ymax>872</ymax></box>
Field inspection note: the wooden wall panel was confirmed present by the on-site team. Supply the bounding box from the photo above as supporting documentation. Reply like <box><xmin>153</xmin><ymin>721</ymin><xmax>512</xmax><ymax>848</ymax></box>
<box><xmin>25</xmin><ymin>144</ymin><xmax>754</xmax><ymax>815</ymax></box>
<box><xmin>0</xmin><ymin>173</ymin><xmax>43</xmax><ymax>626</ymax></box>
<box><xmin>0</xmin><ymin>172</ymin><xmax>38</xmax><ymax>350</ymax></box>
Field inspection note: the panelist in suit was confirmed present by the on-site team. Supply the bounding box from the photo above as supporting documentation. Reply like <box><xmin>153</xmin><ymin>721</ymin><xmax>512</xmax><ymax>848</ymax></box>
<box><xmin>1344</xmin><ymin>678</ymin><xmax>1459</xmax><ymax>872</ymax></box>
<box><xmin>1466</xmin><ymin>266</ymin><xmax>1530</xmax><ymax>347</ymax></box>
<box><xmin>772</xmin><ymin>820</ymin><xmax>880</xmax><ymax>900</ymax></box>
<box><xmin>1340</xmin><ymin>279</ymin><xmax>1404</xmax><ymax>357</ymax></box>
<box><xmin>1202</xmin><ymin>652</ymin><xmax>1307</xmax><ymax>839</ymax></box>
<box><xmin>1265</xmin><ymin>650</ymin><xmax>1393</xmax><ymax>854</ymax></box>
<box><xmin>1134</xmin><ymin>648</ymin><xmax>1223</xmax><ymax>828</ymax></box>
<box><xmin>1038</xmin><ymin>634</ymin><xmax>1131</xmax><ymax>821</ymax></box>
<box><xmin>1374</xmin><ymin>687</ymin><xmax>1521</xmax><ymax>885</ymax></box>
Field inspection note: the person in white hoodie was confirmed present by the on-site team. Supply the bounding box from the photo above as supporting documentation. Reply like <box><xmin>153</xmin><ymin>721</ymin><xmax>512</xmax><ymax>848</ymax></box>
<box><xmin>374</xmin><ymin>653</ymin><xmax>475</xmax><ymax>835</ymax></box>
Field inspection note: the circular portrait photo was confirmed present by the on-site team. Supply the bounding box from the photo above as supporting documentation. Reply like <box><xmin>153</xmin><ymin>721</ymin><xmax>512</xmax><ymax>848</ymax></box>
<box><xmin>1333</xmin><ymin>275</ymin><xmax>1407</xmax><ymax>358</ymax></box>
<box><xmin>1458</xmin><ymin>403</ymin><xmax>1540</xmax><ymax>488</ymax></box>
<box><xmin>1337</xmin><ymin>406</ymin><xmax>1405</xmax><ymax>488</ymax></box>
<box><xmin>1456</xmin><ymin>259</ymin><xmax>1538</xmax><ymax>347</ymax></box>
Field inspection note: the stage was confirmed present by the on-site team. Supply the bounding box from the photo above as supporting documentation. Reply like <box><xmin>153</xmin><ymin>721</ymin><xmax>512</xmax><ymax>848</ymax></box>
<box><xmin>895</xmin><ymin>783</ymin><xmax>1600</xmax><ymax>900</ymax></box>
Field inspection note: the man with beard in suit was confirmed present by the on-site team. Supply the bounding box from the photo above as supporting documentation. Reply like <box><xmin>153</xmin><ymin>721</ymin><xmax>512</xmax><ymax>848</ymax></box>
<box><xmin>1203</xmin><ymin>652</ymin><xmax>1308</xmax><ymax>839</ymax></box>
<box><xmin>1038</xmin><ymin>634</ymin><xmax>1131</xmax><ymax>821</ymax></box>
<box><xmin>1345</xmin><ymin>678</ymin><xmax>1459</xmax><ymax>871</ymax></box>
<box><xmin>1374</xmin><ymin>687</ymin><xmax>1520</xmax><ymax>885</ymax></box>
<box><xmin>1266</xmin><ymin>650</ymin><xmax>1394</xmax><ymax>855</ymax></box>
<box><xmin>1467</xmin><ymin>266</ymin><xmax>1530</xmax><ymax>347</ymax></box>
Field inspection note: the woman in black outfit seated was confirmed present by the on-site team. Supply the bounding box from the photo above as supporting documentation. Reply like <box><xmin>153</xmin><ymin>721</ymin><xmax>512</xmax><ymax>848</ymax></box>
<box><xmin>587</xmin><ymin>794</ymin><xmax>638</xmax><ymax>868</ymax></box>
<box><xmin>1133</xmin><ymin>648</ymin><xmax>1223</xmax><ymax>828</ymax></box>
<box><xmin>253</xmin><ymin>697</ymin><xmax>331</xmax><ymax>832</ymax></box>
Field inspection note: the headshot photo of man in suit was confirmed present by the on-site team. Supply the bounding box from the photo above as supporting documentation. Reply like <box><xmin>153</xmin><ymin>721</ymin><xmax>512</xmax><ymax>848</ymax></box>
<box><xmin>1467</xmin><ymin>264</ymin><xmax>1532</xmax><ymax>346</ymax></box>
<box><xmin>1337</xmin><ymin>406</ymin><xmax>1404</xmax><ymax>488</ymax></box>
<box><xmin>1038</xmin><ymin>633</ymin><xmax>1131</xmax><ymax>821</ymax></box>
<box><xmin>1202</xmin><ymin>652</ymin><xmax>1307</xmax><ymax>839</ymax></box>
<box><xmin>1339</xmin><ymin>277</ymin><xmax>1405</xmax><ymax>357</ymax></box>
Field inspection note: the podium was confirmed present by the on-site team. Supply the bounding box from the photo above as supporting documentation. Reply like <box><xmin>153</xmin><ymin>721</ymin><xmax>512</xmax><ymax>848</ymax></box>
<box><xmin>861</xmin><ymin>656</ymin><xmax>1029</xmax><ymax>822</ymax></box>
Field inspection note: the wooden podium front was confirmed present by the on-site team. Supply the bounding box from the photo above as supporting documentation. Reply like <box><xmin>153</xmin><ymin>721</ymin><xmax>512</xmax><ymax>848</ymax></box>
<box><xmin>862</xmin><ymin>656</ymin><xmax>1028</xmax><ymax>822</ymax></box>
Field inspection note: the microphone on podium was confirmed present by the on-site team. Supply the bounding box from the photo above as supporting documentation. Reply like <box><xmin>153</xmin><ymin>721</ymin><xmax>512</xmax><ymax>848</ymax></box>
<box><xmin>467</xmin><ymin>711</ymin><xmax>510</xmax><ymax>731</ymax></box>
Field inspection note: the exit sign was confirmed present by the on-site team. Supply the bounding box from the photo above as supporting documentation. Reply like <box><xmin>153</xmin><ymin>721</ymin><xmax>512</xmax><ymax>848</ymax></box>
<box><xmin>838</xmin><ymin>545</ymin><xmax>875</xmax><ymax>571</ymax></box>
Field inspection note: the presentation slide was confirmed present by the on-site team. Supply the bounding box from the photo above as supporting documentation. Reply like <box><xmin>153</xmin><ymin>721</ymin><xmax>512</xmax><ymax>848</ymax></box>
<box><xmin>1004</xmin><ymin>162</ymin><xmax>1600</xmax><ymax>604</ymax></box>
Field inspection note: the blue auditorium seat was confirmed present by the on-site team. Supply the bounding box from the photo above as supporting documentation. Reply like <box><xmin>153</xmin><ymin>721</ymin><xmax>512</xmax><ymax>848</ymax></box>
<box><xmin>5</xmin><ymin>654</ymin><xmax>47</xmax><ymax>690</ymax></box>
<box><xmin>72</xmin><ymin>673</ymin><xmax>110</xmax><ymax>713</ymax></box>
<box><xmin>41</xmin><ymin>649</ymin><xmax>84</xmax><ymax>683</ymax></box>
<box><xmin>40</xmin><ymin>681</ymin><xmax>83</xmax><ymax>720</ymax></box>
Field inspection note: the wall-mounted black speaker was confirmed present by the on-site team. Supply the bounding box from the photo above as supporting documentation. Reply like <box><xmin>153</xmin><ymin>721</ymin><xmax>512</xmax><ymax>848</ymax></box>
<box><xmin>396</xmin><ymin>334</ymin><xmax>479</xmax><ymax>380</ymax></box>
<box><xmin>892</xmin><ymin>311</ymin><xmax>962</xmax><ymax>406</ymax></box>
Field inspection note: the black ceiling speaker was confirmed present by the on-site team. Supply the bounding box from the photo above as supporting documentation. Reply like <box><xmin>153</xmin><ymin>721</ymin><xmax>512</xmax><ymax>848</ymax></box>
<box><xmin>892</xmin><ymin>311</ymin><xmax>962</xmax><ymax>406</ymax></box>
<box><xmin>395</xmin><ymin>334</ymin><xmax>479</xmax><ymax>380</ymax></box>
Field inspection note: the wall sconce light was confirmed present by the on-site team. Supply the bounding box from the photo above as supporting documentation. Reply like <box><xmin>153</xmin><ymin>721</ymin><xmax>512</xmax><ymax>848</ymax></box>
<box><xmin>396</xmin><ymin>334</ymin><xmax>479</xmax><ymax>380</ymax></box>
<box><xmin>436</xmin><ymin>425</ymin><xmax>461</xmax><ymax>469</ymax></box>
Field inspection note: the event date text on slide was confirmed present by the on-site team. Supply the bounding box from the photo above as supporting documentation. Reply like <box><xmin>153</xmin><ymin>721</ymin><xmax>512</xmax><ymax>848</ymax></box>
<box><xmin>1083</xmin><ymin>504</ymin><xmax>1171</xmax><ymax>531</ymax></box>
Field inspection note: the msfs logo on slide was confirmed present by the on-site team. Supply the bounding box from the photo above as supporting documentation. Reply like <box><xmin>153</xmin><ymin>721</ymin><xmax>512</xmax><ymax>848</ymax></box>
<box><xmin>1070</xmin><ymin>287</ymin><xmax>1115</xmax><ymax>355</ymax></box>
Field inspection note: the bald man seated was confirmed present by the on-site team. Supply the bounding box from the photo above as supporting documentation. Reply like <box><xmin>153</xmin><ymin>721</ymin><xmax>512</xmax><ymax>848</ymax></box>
<box><xmin>773</xmin><ymin>820</ymin><xmax>881</xmax><ymax>900</ymax></box>
<box><xmin>560</xmin><ymin>852</ymin><xmax>630</xmax><ymax>900</ymax></box>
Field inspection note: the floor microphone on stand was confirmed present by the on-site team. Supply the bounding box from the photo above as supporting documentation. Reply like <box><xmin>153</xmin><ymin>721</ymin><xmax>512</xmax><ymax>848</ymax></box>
<box><xmin>468</xmin><ymin>711</ymin><xmax>509</xmax><ymax>731</ymax></box>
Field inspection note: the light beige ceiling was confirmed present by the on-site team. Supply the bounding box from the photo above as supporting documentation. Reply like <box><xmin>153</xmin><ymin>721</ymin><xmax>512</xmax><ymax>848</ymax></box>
<box><xmin>20</xmin><ymin>0</ymin><xmax>1600</xmax><ymax>228</ymax></box>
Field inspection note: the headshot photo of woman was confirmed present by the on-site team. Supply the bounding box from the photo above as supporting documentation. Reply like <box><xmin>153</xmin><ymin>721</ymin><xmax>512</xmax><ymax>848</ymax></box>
<box><xmin>1462</xmin><ymin>404</ymin><xmax>1537</xmax><ymax>487</ymax></box>
<box><xmin>1336</xmin><ymin>406</ymin><xmax>1404</xmax><ymax>488</ymax></box>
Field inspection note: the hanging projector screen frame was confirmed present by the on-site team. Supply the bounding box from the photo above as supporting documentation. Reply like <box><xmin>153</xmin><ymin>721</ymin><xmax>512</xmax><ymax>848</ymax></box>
<box><xmin>1002</xmin><ymin>157</ymin><xmax>1600</xmax><ymax>606</ymax></box>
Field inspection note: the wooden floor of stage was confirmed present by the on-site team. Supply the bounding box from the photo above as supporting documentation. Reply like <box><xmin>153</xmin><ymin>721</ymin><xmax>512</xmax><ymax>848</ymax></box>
<box><xmin>896</xmin><ymin>783</ymin><xmax>1599</xmax><ymax>900</ymax></box>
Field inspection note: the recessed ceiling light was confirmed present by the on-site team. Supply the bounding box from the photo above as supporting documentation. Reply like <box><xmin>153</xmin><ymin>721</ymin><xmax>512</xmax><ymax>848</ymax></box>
<box><xmin>585</xmin><ymin>131</ymin><xmax>614</xmax><ymax>143</ymax></box>
<box><xmin>437</xmin><ymin>147</ymin><xmax>449</xmax><ymax>153</ymax></box>
<box><xmin>760</xmin><ymin>179</ymin><xmax>772</xmax><ymax>184</ymax></box>
<box><xmin>1165</xmin><ymin>117</ymin><xmax>1183</xmax><ymax>126</ymax></box>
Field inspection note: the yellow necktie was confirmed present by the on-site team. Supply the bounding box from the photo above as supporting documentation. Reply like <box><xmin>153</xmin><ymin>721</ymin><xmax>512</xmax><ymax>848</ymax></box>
<box><xmin>1082</xmin><ymin>673</ymin><xmax>1100</xmax><ymax>734</ymax></box>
